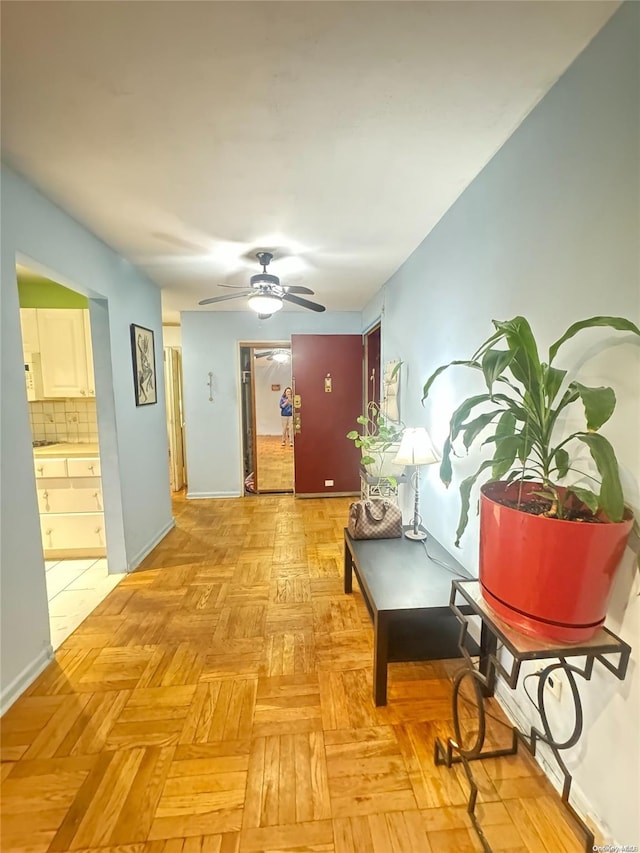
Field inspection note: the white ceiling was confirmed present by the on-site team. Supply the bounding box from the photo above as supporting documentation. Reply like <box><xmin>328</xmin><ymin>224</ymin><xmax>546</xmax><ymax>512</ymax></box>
<box><xmin>1</xmin><ymin>1</ymin><xmax>618</xmax><ymax>323</ymax></box>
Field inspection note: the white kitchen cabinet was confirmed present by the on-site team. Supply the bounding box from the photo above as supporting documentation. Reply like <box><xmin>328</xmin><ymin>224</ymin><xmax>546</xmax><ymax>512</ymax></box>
<box><xmin>37</xmin><ymin>478</ymin><xmax>103</xmax><ymax>514</ymax></box>
<box><xmin>37</xmin><ymin>308</ymin><xmax>95</xmax><ymax>398</ymax></box>
<box><xmin>40</xmin><ymin>513</ymin><xmax>105</xmax><ymax>554</ymax></box>
<box><xmin>66</xmin><ymin>457</ymin><xmax>102</xmax><ymax>477</ymax></box>
<box><xmin>20</xmin><ymin>308</ymin><xmax>41</xmax><ymax>353</ymax></box>
<box><xmin>34</xmin><ymin>449</ymin><xmax>105</xmax><ymax>558</ymax></box>
<box><xmin>34</xmin><ymin>458</ymin><xmax>67</xmax><ymax>478</ymax></box>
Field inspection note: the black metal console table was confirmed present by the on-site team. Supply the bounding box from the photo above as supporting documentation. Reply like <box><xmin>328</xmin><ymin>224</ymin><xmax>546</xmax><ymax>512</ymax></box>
<box><xmin>434</xmin><ymin>579</ymin><xmax>631</xmax><ymax>853</ymax></box>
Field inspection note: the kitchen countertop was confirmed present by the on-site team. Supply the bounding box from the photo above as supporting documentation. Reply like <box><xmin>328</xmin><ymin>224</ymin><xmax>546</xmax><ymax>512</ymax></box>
<box><xmin>33</xmin><ymin>442</ymin><xmax>100</xmax><ymax>458</ymax></box>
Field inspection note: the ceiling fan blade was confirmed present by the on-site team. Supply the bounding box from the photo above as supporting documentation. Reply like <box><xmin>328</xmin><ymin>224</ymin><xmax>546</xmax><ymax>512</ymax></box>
<box><xmin>283</xmin><ymin>285</ymin><xmax>314</xmax><ymax>295</ymax></box>
<box><xmin>198</xmin><ymin>290</ymin><xmax>253</xmax><ymax>305</ymax></box>
<box><xmin>282</xmin><ymin>293</ymin><xmax>326</xmax><ymax>312</ymax></box>
<box><xmin>218</xmin><ymin>283</ymin><xmax>253</xmax><ymax>289</ymax></box>
<box><xmin>255</xmin><ymin>350</ymin><xmax>275</xmax><ymax>358</ymax></box>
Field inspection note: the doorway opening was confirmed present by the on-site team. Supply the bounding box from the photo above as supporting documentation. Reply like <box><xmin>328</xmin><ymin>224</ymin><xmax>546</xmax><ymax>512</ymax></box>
<box><xmin>16</xmin><ymin>264</ymin><xmax>123</xmax><ymax>649</ymax></box>
<box><xmin>239</xmin><ymin>342</ymin><xmax>293</xmax><ymax>494</ymax></box>
<box><xmin>164</xmin><ymin>346</ymin><xmax>186</xmax><ymax>493</ymax></box>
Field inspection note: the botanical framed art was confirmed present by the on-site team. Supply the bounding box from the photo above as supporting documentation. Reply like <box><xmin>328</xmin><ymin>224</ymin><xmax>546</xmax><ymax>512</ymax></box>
<box><xmin>130</xmin><ymin>324</ymin><xmax>157</xmax><ymax>405</ymax></box>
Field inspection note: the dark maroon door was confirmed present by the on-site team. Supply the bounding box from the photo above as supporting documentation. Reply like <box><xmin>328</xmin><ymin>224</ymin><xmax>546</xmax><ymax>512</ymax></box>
<box><xmin>291</xmin><ymin>334</ymin><xmax>363</xmax><ymax>496</ymax></box>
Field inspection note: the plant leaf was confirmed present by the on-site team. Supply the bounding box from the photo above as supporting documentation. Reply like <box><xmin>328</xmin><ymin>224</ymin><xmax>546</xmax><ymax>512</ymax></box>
<box><xmin>492</xmin><ymin>434</ymin><xmax>522</xmax><ymax>479</ymax></box>
<box><xmin>422</xmin><ymin>360</ymin><xmax>482</xmax><ymax>402</ymax></box>
<box><xmin>576</xmin><ymin>432</ymin><xmax>625</xmax><ymax>521</ymax></box>
<box><xmin>543</xmin><ymin>365</ymin><xmax>567</xmax><ymax>405</ymax></box>
<box><xmin>454</xmin><ymin>460</ymin><xmax>496</xmax><ymax>546</ymax></box>
<box><xmin>549</xmin><ymin>316</ymin><xmax>640</xmax><ymax>364</ymax></box>
<box><xmin>448</xmin><ymin>394</ymin><xmax>494</xmax><ymax>442</ymax></box>
<box><xmin>461</xmin><ymin>410</ymin><xmax>503</xmax><ymax>449</ymax></box>
<box><xmin>439</xmin><ymin>436</ymin><xmax>453</xmax><ymax>487</ymax></box>
<box><xmin>493</xmin><ymin>317</ymin><xmax>542</xmax><ymax>396</ymax></box>
<box><xmin>481</xmin><ymin>349</ymin><xmax>515</xmax><ymax>394</ymax></box>
<box><xmin>553</xmin><ymin>447</ymin><xmax>570</xmax><ymax>478</ymax></box>
<box><xmin>570</xmin><ymin>382</ymin><xmax>616</xmax><ymax>431</ymax></box>
<box><xmin>567</xmin><ymin>486</ymin><xmax>599</xmax><ymax>515</ymax></box>
<box><xmin>346</xmin><ymin>430</ymin><xmax>359</xmax><ymax>440</ymax></box>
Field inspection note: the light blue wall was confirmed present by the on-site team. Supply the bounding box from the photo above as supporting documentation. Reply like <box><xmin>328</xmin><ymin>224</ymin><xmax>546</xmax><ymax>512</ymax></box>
<box><xmin>364</xmin><ymin>4</ymin><xmax>639</xmax><ymax>842</ymax></box>
<box><xmin>181</xmin><ymin>310</ymin><xmax>362</xmax><ymax>497</ymax></box>
<box><xmin>0</xmin><ymin>164</ymin><xmax>173</xmax><ymax>710</ymax></box>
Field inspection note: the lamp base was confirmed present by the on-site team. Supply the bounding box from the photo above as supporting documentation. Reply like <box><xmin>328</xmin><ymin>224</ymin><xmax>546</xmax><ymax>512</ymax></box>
<box><xmin>404</xmin><ymin>529</ymin><xmax>427</xmax><ymax>541</ymax></box>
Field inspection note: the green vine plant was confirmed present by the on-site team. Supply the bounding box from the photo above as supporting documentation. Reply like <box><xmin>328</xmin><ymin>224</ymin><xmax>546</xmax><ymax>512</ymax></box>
<box><xmin>422</xmin><ymin>316</ymin><xmax>640</xmax><ymax>547</ymax></box>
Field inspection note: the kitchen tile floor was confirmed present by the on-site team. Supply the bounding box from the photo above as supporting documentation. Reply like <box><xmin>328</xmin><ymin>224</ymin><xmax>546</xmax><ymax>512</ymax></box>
<box><xmin>45</xmin><ymin>558</ymin><xmax>123</xmax><ymax>649</ymax></box>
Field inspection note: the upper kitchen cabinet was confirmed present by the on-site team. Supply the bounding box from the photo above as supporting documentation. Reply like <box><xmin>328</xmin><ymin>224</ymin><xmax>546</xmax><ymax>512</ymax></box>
<box><xmin>20</xmin><ymin>308</ymin><xmax>41</xmax><ymax>353</ymax></box>
<box><xmin>37</xmin><ymin>309</ymin><xmax>95</xmax><ymax>398</ymax></box>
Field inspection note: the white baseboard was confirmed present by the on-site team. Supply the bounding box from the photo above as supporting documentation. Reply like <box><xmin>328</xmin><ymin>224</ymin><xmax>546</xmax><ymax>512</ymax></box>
<box><xmin>127</xmin><ymin>517</ymin><xmax>176</xmax><ymax>571</ymax></box>
<box><xmin>1</xmin><ymin>644</ymin><xmax>54</xmax><ymax>716</ymax></box>
<box><xmin>186</xmin><ymin>490</ymin><xmax>241</xmax><ymax>499</ymax></box>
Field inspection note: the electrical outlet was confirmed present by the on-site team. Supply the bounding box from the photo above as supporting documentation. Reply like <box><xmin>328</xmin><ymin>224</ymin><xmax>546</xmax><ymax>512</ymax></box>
<box><xmin>537</xmin><ymin>666</ymin><xmax>562</xmax><ymax>700</ymax></box>
<box><xmin>325</xmin><ymin>479</ymin><xmax>334</xmax><ymax>487</ymax></box>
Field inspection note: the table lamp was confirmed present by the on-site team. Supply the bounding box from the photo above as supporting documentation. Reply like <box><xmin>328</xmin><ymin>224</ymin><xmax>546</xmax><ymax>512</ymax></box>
<box><xmin>393</xmin><ymin>427</ymin><xmax>440</xmax><ymax>541</ymax></box>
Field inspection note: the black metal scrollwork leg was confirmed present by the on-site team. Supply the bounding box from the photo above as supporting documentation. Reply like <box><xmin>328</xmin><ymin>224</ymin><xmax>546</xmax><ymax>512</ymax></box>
<box><xmin>526</xmin><ymin>661</ymin><xmax>594</xmax><ymax>852</ymax></box>
<box><xmin>434</xmin><ymin>663</ymin><xmax>519</xmax><ymax>853</ymax></box>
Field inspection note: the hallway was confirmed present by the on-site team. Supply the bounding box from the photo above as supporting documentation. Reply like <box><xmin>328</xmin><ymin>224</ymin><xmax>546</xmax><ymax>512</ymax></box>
<box><xmin>1</xmin><ymin>494</ymin><xmax>583</xmax><ymax>852</ymax></box>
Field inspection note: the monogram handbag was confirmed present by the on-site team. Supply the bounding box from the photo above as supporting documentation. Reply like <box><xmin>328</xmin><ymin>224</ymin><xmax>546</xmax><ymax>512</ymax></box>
<box><xmin>348</xmin><ymin>499</ymin><xmax>402</xmax><ymax>540</ymax></box>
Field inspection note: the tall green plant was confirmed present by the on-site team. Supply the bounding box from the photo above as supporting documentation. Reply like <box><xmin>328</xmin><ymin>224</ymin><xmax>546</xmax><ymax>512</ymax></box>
<box><xmin>422</xmin><ymin>316</ymin><xmax>640</xmax><ymax>546</ymax></box>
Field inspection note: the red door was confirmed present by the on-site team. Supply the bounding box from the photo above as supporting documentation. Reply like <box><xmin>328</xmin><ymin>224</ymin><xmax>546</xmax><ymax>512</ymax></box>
<box><xmin>291</xmin><ymin>334</ymin><xmax>363</xmax><ymax>496</ymax></box>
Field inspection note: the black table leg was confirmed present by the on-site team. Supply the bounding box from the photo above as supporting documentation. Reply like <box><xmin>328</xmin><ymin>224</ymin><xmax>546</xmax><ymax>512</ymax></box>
<box><xmin>373</xmin><ymin>610</ymin><xmax>389</xmax><ymax>706</ymax></box>
<box><xmin>344</xmin><ymin>538</ymin><xmax>353</xmax><ymax>594</ymax></box>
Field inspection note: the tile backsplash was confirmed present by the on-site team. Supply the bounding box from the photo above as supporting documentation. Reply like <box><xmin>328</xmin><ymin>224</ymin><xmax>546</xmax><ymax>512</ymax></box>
<box><xmin>29</xmin><ymin>399</ymin><xmax>98</xmax><ymax>444</ymax></box>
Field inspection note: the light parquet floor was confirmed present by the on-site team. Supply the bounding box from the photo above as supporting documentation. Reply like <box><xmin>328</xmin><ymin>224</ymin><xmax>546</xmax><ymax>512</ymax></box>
<box><xmin>255</xmin><ymin>436</ymin><xmax>293</xmax><ymax>493</ymax></box>
<box><xmin>1</xmin><ymin>494</ymin><xmax>588</xmax><ymax>853</ymax></box>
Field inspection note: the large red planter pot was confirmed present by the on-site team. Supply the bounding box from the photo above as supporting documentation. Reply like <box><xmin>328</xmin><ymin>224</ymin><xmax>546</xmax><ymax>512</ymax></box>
<box><xmin>479</xmin><ymin>481</ymin><xmax>633</xmax><ymax>643</ymax></box>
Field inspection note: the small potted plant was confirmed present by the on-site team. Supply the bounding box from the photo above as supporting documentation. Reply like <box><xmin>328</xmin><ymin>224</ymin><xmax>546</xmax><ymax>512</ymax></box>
<box><xmin>347</xmin><ymin>400</ymin><xmax>405</xmax><ymax>486</ymax></box>
<box><xmin>422</xmin><ymin>315</ymin><xmax>639</xmax><ymax>642</ymax></box>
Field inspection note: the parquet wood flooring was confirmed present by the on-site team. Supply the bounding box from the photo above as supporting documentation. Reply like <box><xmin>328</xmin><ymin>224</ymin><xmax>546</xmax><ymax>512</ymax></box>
<box><xmin>2</xmin><ymin>493</ymin><xmax>589</xmax><ymax>852</ymax></box>
<box><xmin>255</xmin><ymin>435</ymin><xmax>293</xmax><ymax>493</ymax></box>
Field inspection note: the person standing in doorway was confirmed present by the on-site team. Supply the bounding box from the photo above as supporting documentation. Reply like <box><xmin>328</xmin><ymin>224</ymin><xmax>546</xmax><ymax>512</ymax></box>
<box><xmin>279</xmin><ymin>386</ymin><xmax>293</xmax><ymax>446</ymax></box>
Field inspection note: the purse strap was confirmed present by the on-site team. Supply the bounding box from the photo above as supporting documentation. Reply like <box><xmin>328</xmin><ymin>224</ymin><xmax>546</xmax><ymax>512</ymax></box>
<box><xmin>364</xmin><ymin>501</ymin><xmax>388</xmax><ymax>522</ymax></box>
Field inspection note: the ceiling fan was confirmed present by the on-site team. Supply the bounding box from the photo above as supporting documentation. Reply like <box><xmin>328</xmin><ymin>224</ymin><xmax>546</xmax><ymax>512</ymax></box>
<box><xmin>255</xmin><ymin>348</ymin><xmax>290</xmax><ymax>363</ymax></box>
<box><xmin>198</xmin><ymin>252</ymin><xmax>326</xmax><ymax>318</ymax></box>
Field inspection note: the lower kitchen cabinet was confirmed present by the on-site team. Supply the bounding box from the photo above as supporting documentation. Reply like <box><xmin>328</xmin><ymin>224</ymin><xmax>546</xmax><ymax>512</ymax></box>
<box><xmin>37</xmin><ymin>478</ymin><xmax>103</xmax><ymax>514</ymax></box>
<box><xmin>34</xmin><ymin>452</ymin><xmax>105</xmax><ymax>559</ymax></box>
<box><xmin>40</xmin><ymin>512</ymin><xmax>105</xmax><ymax>558</ymax></box>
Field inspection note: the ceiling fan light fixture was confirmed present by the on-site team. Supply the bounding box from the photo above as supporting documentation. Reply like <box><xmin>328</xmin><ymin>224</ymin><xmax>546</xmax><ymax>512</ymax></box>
<box><xmin>248</xmin><ymin>292</ymin><xmax>283</xmax><ymax>314</ymax></box>
<box><xmin>272</xmin><ymin>350</ymin><xmax>290</xmax><ymax>363</ymax></box>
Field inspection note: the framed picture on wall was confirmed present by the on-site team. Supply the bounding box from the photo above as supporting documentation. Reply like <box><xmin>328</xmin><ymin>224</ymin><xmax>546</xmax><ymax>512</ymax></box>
<box><xmin>130</xmin><ymin>324</ymin><xmax>157</xmax><ymax>406</ymax></box>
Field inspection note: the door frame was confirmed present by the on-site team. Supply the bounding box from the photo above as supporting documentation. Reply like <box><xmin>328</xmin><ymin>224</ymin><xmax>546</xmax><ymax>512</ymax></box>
<box><xmin>364</xmin><ymin>321</ymin><xmax>381</xmax><ymax>409</ymax></box>
<box><xmin>238</xmin><ymin>339</ymin><xmax>291</xmax><ymax>495</ymax></box>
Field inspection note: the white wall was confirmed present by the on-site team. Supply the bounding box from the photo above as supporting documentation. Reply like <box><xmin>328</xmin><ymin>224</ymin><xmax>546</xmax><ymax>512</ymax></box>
<box><xmin>0</xmin><ymin>164</ymin><xmax>173</xmax><ymax>711</ymax></box>
<box><xmin>365</xmin><ymin>5</ymin><xmax>639</xmax><ymax>843</ymax></box>
<box><xmin>181</xmin><ymin>310</ymin><xmax>361</xmax><ymax>497</ymax></box>
<box><xmin>254</xmin><ymin>358</ymin><xmax>292</xmax><ymax>435</ymax></box>
<box><xmin>162</xmin><ymin>324</ymin><xmax>182</xmax><ymax>348</ymax></box>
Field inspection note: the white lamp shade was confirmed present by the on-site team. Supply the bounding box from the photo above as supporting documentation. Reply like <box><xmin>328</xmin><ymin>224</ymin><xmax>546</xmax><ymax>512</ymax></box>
<box><xmin>248</xmin><ymin>292</ymin><xmax>284</xmax><ymax>314</ymax></box>
<box><xmin>393</xmin><ymin>427</ymin><xmax>440</xmax><ymax>466</ymax></box>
